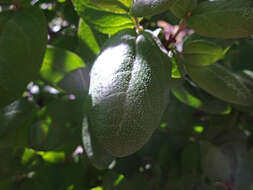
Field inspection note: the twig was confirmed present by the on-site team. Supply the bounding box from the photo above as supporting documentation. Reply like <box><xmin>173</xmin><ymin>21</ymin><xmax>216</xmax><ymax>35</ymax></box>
<box><xmin>134</xmin><ymin>18</ymin><xmax>143</xmax><ymax>34</ymax></box>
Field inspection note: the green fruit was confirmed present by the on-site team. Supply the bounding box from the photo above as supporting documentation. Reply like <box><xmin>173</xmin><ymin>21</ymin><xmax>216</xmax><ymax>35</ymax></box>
<box><xmin>130</xmin><ymin>0</ymin><xmax>174</xmax><ymax>17</ymax></box>
<box><xmin>88</xmin><ymin>29</ymin><xmax>171</xmax><ymax>157</ymax></box>
<box><xmin>82</xmin><ymin>117</ymin><xmax>115</xmax><ymax>170</ymax></box>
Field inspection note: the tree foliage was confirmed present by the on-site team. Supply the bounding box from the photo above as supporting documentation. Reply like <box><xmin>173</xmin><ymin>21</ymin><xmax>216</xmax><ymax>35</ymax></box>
<box><xmin>1</xmin><ymin>0</ymin><xmax>253</xmax><ymax>190</ymax></box>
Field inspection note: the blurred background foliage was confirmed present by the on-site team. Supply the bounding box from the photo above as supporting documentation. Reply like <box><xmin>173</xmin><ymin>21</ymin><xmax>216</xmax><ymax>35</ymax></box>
<box><xmin>0</xmin><ymin>0</ymin><xmax>253</xmax><ymax>190</ymax></box>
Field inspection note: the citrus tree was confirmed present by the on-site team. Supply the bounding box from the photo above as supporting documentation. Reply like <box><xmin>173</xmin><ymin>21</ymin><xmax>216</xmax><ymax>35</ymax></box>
<box><xmin>1</xmin><ymin>0</ymin><xmax>253</xmax><ymax>189</ymax></box>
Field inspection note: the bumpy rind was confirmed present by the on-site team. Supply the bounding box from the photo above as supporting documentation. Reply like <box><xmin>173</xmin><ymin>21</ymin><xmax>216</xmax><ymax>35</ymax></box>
<box><xmin>88</xmin><ymin>29</ymin><xmax>171</xmax><ymax>157</ymax></box>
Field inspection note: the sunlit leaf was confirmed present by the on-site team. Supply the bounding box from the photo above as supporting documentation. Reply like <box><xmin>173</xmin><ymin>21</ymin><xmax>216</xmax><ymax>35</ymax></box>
<box><xmin>183</xmin><ymin>40</ymin><xmax>225</xmax><ymax>67</ymax></box>
<box><xmin>172</xmin><ymin>81</ymin><xmax>231</xmax><ymax>114</ymax></box>
<box><xmin>73</xmin><ymin>0</ymin><xmax>134</xmax><ymax>35</ymax></box>
<box><xmin>37</xmin><ymin>151</ymin><xmax>66</xmax><ymax>164</ymax></box>
<box><xmin>181</xmin><ymin>143</ymin><xmax>200</xmax><ymax>174</ymax></box>
<box><xmin>169</xmin><ymin>0</ymin><xmax>197</xmax><ymax>18</ymax></box>
<box><xmin>40</xmin><ymin>46</ymin><xmax>85</xmax><ymax>88</ymax></box>
<box><xmin>79</xmin><ymin>0</ymin><xmax>129</xmax><ymax>14</ymax></box>
<box><xmin>29</xmin><ymin>98</ymin><xmax>84</xmax><ymax>152</ymax></box>
<box><xmin>76</xmin><ymin>18</ymin><xmax>100</xmax><ymax>63</ymax></box>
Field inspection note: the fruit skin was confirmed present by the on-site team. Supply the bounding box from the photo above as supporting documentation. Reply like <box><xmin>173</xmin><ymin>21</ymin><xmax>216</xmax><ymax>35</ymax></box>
<box><xmin>88</xmin><ymin>29</ymin><xmax>171</xmax><ymax>157</ymax></box>
<box><xmin>130</xmin><ymin>0</ymin><xmax>174</xmax><ymax>17</ymax></box>
<box><xmin>82</xmin><ymin>116</ymin><xmax>115</xmax><ymax>170</ymax></box>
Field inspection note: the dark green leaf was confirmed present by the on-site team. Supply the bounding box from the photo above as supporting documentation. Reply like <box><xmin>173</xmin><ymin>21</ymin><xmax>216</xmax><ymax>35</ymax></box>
<box><xmin>37</xmin><ymin>151</ymin><xmax>66</xmax><ymax>164</ymax></box>
<box><xmin>103</xmin><ymin>171</ymin><xmax>124</xmax><ymax>190</ymax></box>
<box><xmin>76</xmin><ymin>18</ymin><xmax>100</xmax><ymax>64</ymax></box>
<box><xmin>40</xmin><ymin>46</ymin><xmax>86</xmax><ymax>89</ymax></box>
<box><xmin>183</xmin><ymin>40</ymin><xmax>225</xmax><ymax>67</ymax></box>
<box><xmin>186</xmin><ymin>63</ymin><xmax>253</xmax><ymax>105</ymax></box>
<box><xmin>49</xmin><ymin>34</ymin><xmax>79</xmax><ymax>52</ymax></box>
<box><xmin>185</xmin><ymin>0</ymin><xmax>253</xmax><ymax>38</ymax></box>
<box><xmin>0</xmin><ymin>177</ymin><xmax>17</xmax><ymax>190</ymax></box>
<box><xmin>79</xmin><ymin>0</ymin><xmax>130</xmax><ymax>14</ymax></box>
<box><xmin>73</xmin><ymin>0</ymin><xmax>134</xmax><ymax>35</ymax></box>
<box><xmin>0</xmin><ymin>148</ymin><xmax>23</xmax><ymax>180</ymax></box>
<box><xmin>0</xmin><ymin>7</ymin><xmax>47</xmax><ymax>108</ymax></box>
<box><xmin>169</xmin><ymin>0</ymin><xmax>197</xmax><ymax>18</ymax></box>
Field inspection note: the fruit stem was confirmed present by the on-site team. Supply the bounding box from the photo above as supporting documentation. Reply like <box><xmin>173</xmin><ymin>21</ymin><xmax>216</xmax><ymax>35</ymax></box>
<box><xmin>174</xmin><ymin>20</ymin><xmax>186</xmax><ymax>38</ymax></box>
<box><xmin>134</xmin><ymin>18</ymin><xmax>143</xmax><ymax>34</ymax></box>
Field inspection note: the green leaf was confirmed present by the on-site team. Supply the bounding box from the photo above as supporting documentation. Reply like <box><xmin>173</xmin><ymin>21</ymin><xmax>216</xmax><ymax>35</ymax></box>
<box><xmin>185</xmin><ymin>0</ymin><xmax>253</xmax><ymax>38</ymax></box>
<box><xmin>172</xmin><ymin>81</ymin><xmax>231</xmax><ymax>115</ymax></box>
<box><xmin>181</xmin><ymin>143</ymin><xmax>200</xmax><ymax>174</ymax></box>
<box><xmin>103</xmin><ymin>171</ymin><xmax>124</xmax><ymax>190</ymax></box>
<box><xmin>118</xmin><ymin>0</ymin><xmax>132</xmax><ymax>8</ymax></box>
<box><xmin>50</xmin><ymin>35</ymin><xmax>79</xmax><ymax>52</ymax></box>
<box><xmin>183</xmin><ymin>40</ymin><xmax>225</xmax><ymax>67</ymax></box>
<box><xmin>79</xmin><ymin>0</ymin><xmax>130</xmax><ymax>14</ymax></box>
<box><xmin>0</xmin><ymin>0</ymin><xmax>29</xmax><ymax>6</ymax></box>
<box><xmin>76</xmin><ymin>18</ymin><xmax>100</xmax><ymax>64</ymax></box>
<box><xmin>172</xmin><ymin>86</ymin><xmax>202</xmax><ymax>109</ymax></box>
<box><xmin>173</xmin><ymin>53</ymin><xmax>188</xmax><ymax>78</ymax></box>
<box><xmin>0</xmin><ymin>148</ymin><xmax>23</xmax><ymax>180</ymax></box>
<box><xmin>0</xmin><ymin>177</ymin><xmax>17</xmax><ymax>190</ymax></box>
<box><xmin>73</xmin><ymin>0</ymin><xmax>134</xmax><ymax>35</ymax></box>
<box><xmin>186</xmin><ymin>63</ymin><xmax>253</xmax><ymax>106</ymax></box>
<box><xmin>169</xmin><ymin>0</ymin><xmax>197</xmax><ymax>18</ymax></box>
<box><xmin>29</xmin><ymin>97</ymin><xmax>84</xmax><ymax>152</ymax></box>
<box><xmin>82</xmin><ymin>117</ymin><xmax>115</xmax><ymax>170</ymax></box>
<box><xmin>0</xmin><ymin>7</ymin><xmax>47</xmax><ymax>108</ymax></box>
<box><xmin>37</xmin><ymin>151</ymin><xmax>66</xmax><ymax>164</ymax></box>
<box><xmin>0</xmin><ymin>98</ymin><xmax>38</xmax><ymax>148</ymax></box>
<box><xmin>0</xmin><ymin>99</ymin><xmax>36</xmax><ymax>137</ymax></box>
<box><xmin>226</xmin><ymin>40</ymin><xmax>253</xmax><ymax>72</ymax></box>
<box><xmin>161</xmin><ymin>95</ymin><xmax>196</xmax><ymax>135</ymax></box>
<box><xmin>171</xmin><ymin>57</ymin><xmax>182</xmax><ymax>78</ymax></box>
<box><xmin>40</xmin><ymin>46</ymin><xmax>86</xmax><ymax>89</ymax></box>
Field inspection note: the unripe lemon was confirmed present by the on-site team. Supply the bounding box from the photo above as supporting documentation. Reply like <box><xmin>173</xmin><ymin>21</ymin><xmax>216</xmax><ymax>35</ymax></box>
<box><xmin>88</xmin><ymin>29</ymin><xmax>171</xmax><ymax>157</ymax></box>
